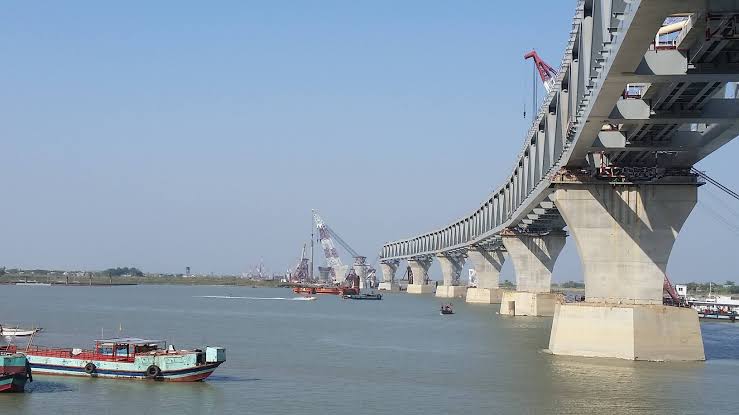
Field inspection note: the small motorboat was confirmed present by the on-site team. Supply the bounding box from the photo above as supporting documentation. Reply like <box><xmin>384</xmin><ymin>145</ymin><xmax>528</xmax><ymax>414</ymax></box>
<box><xmin>440</xmin><ymin>304</ymin><xmax>454</xmax><ymax>315</ymax></box>
<box><xmin>343</xmin><ymin>293</ymin><xmax>382</xmax><ymax>301</ymax></box>
<box><xmin>293</xmin><ymin>296</ymin><xmax>317</xmax><ymax>301</ymax></box>
<box><xmin>0</xmin><ymin>326</ymin><xmax>42</xmax><ymax>337</ymax></box>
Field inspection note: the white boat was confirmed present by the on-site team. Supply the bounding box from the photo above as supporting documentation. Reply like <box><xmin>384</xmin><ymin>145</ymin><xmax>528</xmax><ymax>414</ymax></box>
<box><xmin>0</xmin><ymin>326</ymin><xmax>42</xmax><ymax>337</ymax></box>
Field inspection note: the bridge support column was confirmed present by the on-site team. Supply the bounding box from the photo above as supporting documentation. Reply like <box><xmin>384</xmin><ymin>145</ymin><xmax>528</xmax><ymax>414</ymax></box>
<box><xmin>499</xmin><ymin>232</ymin><xmax>565</xmax><ymax>317</ymax></box>
<box><xmin>378</xmin><ymin>261</ymin><xmax>400</xmax><ymax>292</ymax></box>
<box><xmin>406</xmin><ymin>258</ymin><xmax>434</xmax><ymax>294</ymax></box>
<box><xmin>548</xmin><ymin>182</ymin><xmax>704</xmax><ymax>361</ymax></box>
<box><xmin>435</xmin><ymin>254</ymin><xmax>467</xmax><ymax>299</ymax></box>
<box><xmin>466</xmin><ymin>248</ymin><xmax>506</xmax><ymax>304</ymax></box>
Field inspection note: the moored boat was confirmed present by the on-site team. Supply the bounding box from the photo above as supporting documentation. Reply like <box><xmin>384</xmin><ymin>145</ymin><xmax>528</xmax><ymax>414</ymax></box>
<box><xmin>293</xmin><ymin>286</ymin><xmax>359</xmax><ymax>296</ymax></box>
<box><xmin>343</xmin><ymin>293</ymin><xmax>382</xmax><ymax>300</ymax></box>
<box><xmin>19</xmin><ymin>337</ymin><xmax>225</xmax><ymax>382</ymax></box>
<box><xmin>0</xmin><ymin>352</ymin><xmax>32</xmax><ymax>392</ymax></box>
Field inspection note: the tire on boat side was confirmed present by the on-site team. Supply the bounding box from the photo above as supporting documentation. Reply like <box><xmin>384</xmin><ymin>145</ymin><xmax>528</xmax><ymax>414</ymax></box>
<box><xmin>84</xmin><ymin>362</ymin><xmax>96</xmax><ymax>375</ymax></box>
<box><xmin>146</xmin><ymin>365</ymin><xmax>162</xmax><ymax>379</ymax></box>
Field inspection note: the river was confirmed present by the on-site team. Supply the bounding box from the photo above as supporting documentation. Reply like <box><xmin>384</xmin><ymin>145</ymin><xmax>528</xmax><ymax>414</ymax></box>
<box><xmin>0</xmin><ymin>285</ymin><xmax>736</xmax><ymax>414</ymax></box>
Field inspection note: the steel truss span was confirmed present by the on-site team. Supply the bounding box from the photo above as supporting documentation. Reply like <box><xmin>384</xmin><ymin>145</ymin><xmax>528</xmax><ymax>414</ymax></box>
<box><xmin>381</xmin><ymin>0</ymin><xmax>739</xmax><ymax>262</ymax></box>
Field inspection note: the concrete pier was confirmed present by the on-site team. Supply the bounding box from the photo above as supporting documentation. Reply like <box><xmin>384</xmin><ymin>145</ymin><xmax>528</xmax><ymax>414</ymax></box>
<box><xmin>499</xmin><ymin>232</ymin><xmax>565</xmax><ymax>317</ymax></box>
<box><xmin>466</xmin><ymin>248</ymin><xmax>506</xmax><ymax>304</ymax></box>
<box><xmin>407</xmin><ymin>258</ymin><xmax>434</xmax><ymax>294</ymax></box>
<box><xmin>435</xmin><ymin>254</ymin><xmax>466</xmax><ymax>299</ymax></box>
<box><xmin>378</xmin><ymin>261</ymin><xmax>401</xmax><ymax>292</ymax></box>
<box><xmin>549</xmin><ymin>183</ymin><xmax>704</xmax><ymax>361</ymax></box>
<box><xmin>500</xmin><ymin>292</ymin><xmax>559</xmax><ymax>317</ymax></box>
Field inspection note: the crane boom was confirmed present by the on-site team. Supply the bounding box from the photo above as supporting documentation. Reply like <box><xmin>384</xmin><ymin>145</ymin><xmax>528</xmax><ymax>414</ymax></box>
<box><xmin>524</xmin><ymin>50</ymin><xmax>557</xmax><ymax>93</ymax></box>
<box><xmin>313</xmin><ymin>210</ymin><xmax>343</xmax><ymax>269</ymax></box>
<box><xmin>325</xmin><ymin>226</ymin><xmax>360</xmax><ymax>258</ymax></box>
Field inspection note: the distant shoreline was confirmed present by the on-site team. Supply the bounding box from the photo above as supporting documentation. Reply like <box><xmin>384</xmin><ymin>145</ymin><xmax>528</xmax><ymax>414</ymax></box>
<box><xmin>0</xmin><ymin>274</ymin><xmax>290</xmax><ymax>288</ymax></box>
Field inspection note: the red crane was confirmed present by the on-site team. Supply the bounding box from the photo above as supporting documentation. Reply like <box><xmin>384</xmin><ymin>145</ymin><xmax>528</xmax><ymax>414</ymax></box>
<box><xmin>524</xmin><ymin>50</ymin><xmax>557</xmax><ymax>93</ymax></box>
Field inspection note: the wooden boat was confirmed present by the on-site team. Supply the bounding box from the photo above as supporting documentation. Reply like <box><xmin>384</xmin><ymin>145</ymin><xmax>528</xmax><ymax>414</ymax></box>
<box><xmin>17</xmin><ymin>337</ymin><xmax>225</xmax><ymax>382</ymax></box>
<box><xmin>343</xmin><ymin>293</ymin><xmax>382</xmax><ymax>300</ymax></box>
<box><xmin>0</xmin><ymin>352</ymin><xmax>31</xmax><ymax>392</ymax></box>
<box><xmin>440</xmin><ymin>304</ymin><xmax>454</xmax><ymax>315</ymax></box>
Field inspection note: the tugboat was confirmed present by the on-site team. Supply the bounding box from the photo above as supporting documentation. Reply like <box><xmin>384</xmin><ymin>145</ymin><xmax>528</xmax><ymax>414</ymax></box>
<box><xmin>19</xmin><ymin>337</ymin><xmax>225</xmax><ymax>382</ymax></box>
<box><xmin>0</xmin><ymin>352</ymin><xmax>32</xmax><ymax>392</ymax></box>
<box><xmin>440</xmin><ymin>303</ymin><xmax>454</xmax><ymax>315</ymax></box>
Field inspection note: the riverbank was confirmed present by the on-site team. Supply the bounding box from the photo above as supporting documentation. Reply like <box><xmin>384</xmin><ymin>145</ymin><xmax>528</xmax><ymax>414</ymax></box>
<box><xmin>0</xmin><ymin>274</ymin><xmax>288</xmax><ymax>287</ymax></box>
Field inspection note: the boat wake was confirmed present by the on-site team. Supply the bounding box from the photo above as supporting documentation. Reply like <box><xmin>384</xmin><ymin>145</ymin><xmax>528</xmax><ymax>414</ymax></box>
<box><xmin>195</xmin><ymin>295</ymin><xmax>317</xmax><ymax>301</ymax></box>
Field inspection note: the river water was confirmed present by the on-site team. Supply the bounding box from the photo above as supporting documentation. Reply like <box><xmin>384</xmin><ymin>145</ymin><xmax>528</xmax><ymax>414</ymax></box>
<box><xmin>0</xmin><ymin>285</ymin><xmax>736</xmax><ymax>414</ymax></box>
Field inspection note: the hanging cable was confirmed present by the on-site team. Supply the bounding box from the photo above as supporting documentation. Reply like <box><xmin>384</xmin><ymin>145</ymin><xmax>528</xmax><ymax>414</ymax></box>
<box><xmin>692</xmin><ymin>168</ymin><xmax>739</xmax><ymax>201</ymax></box>
<box><xmin>698</xmin><ymin>200</ymin><xmax>739</xmax><ymax>237</ymax></box>
<box><xmin>703</xmin><ymin>185</ymin><xmax>739</xmax><ymax>219</ymax></box>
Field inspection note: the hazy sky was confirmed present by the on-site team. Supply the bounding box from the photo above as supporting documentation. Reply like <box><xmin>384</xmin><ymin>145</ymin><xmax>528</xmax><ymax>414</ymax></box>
<box><xmin>2</xmin><ymin>1</ymin><xmax>738</xmax><ymax>282</ymax></box>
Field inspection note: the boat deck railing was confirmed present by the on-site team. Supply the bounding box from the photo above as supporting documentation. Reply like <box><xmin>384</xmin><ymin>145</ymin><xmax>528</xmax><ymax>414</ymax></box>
<box><xmin>24</xmin><ymin>345</ymin><xmax>136</xmax><ymax>363</ymax></box>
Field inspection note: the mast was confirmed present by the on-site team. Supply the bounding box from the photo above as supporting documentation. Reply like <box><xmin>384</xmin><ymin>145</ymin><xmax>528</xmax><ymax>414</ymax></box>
<box><xmin>310</xmin><ymin>211</ymin><xmax>315</xmax><ymax>281</ymax></box>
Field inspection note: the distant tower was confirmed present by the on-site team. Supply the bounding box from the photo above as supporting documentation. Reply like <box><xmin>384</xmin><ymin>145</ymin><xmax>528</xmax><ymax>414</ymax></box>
<box><xmin>185</xmin><ymin>266</ymin><xmax>191</xmax><ymax>277</ymax></box>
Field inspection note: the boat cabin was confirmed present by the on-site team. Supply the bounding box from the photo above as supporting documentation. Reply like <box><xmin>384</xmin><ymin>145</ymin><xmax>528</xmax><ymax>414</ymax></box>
<box><xmin>93</xmin><ymin>338</ymin><xmax>166</xmax><ymax>361</ymax></box>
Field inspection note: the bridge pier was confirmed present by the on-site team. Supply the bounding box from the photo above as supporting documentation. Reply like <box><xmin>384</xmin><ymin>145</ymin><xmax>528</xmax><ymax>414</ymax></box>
<box><xmin>548</xmin><ymin>182</ymin><xmax>704</xmax><ymax>361</ymax></box>
<box><xmin>499</xmin><ymin>232</ymin><xmax>565</xmax><ymax>317</ymax></box>
<box><xmin>466</xmin><ymin>248</ymin><xmax>506</xmax><ymax>304</ymax></box>
<box><xmin>406</xmin><ymin>258</ymin><xmax>434</xmax><ymax>294</ymax></box>
<box><xmin>435</xmin><ymin>254</ymin><xmax>467</xmax><ymax>299</ymax></box>
<box><xmin>378</xmin><ymin>261</ymin><xmax>401</xmax><ymax>292</ymax></box>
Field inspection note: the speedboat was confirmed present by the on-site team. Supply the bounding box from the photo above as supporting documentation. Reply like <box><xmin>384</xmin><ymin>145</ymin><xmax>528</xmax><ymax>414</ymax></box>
<box><xmin>440</xmin><ymin>304</ymin><xmax>454</xmax><ymax>315</ymax></box>
<box><xmin>0</xmin><ymin>326</ymin><xmax>42</xmax><ymax>337</ymax></box>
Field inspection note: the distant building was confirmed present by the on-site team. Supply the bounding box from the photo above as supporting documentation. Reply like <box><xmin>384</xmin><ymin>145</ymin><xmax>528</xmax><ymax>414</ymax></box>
<box><xmin>676</xmin><ymin>284</ymin><xmax>687</xmax><ymax>297</ymax></box>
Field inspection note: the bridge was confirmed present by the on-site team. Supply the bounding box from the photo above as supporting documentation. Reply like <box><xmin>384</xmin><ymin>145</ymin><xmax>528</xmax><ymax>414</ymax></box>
<box><xmin>378</xmin><ymin>0</ymin><xmax>739</xmax><ymax>361</ymax></box>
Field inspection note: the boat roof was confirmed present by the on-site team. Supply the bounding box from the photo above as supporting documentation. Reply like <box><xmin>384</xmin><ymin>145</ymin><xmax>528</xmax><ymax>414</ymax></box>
<box><xmin>95</xmin><ymin>337</ymin><xmax>164</xmax><ymax>345</ymax></box>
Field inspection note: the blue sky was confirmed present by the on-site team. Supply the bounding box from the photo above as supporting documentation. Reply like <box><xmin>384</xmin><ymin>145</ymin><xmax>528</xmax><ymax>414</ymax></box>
<box><xmin>2</xmin><ymin>1</ymin><xmax>738</xmax><ymax>282</ymax></box>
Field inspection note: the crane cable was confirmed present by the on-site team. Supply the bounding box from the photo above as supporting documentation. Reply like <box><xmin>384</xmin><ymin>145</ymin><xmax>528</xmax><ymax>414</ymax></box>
<box><xmin>693</xmin><ymin>168</ymin><xmax>739</xmax><ymax>236</ymax></box>
<box><xmin>692</xmin><ymin>168</ymin><xmax>739</xmax><ymax>201</ymax></box>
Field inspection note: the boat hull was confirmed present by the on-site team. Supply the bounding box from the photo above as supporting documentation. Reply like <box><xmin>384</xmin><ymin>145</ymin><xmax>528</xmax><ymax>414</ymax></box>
<box><xmin>0</xmin><ymin>373</ymin><xmax>27</xmax><ymax>392</ymax></box>
<box><xmin>27</xmin><ymin>358</ymin><xmax>222</xmax><ymax>382</ymax></box>
<box><xmin>0</xmin><ymin>354</ymin><xmax>30</xmax><ymax>392</ymax></box>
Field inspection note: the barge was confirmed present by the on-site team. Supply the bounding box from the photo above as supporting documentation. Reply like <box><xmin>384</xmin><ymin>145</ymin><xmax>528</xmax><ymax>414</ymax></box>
<box><xmin>16</xmin><ymin>337</ymin><xmax>225</xmax><ymax>381</ymax></box>
<box><xmin>293</xmin><ymin>286</ymin><xmax>359</xmax><ymax>296</ymax></box>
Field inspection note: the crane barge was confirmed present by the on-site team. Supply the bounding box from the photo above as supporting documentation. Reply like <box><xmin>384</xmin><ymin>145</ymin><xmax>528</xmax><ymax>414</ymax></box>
<box><xmin>292</xmin><ymin>210</ymin><xmax>375</xmax><ymax>296</ymax></box>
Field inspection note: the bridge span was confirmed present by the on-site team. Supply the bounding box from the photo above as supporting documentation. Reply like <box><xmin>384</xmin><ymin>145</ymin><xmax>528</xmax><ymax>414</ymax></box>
<box><xmin>378</xmin><ymin>0</ymin><xmax>739</xmax><ymax>361</ymax></box>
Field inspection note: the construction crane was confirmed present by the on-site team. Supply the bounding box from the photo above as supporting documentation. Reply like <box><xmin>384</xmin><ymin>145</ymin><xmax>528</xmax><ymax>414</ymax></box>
<box><xmin>290</xmin><ymin>244</ymin><xmax>311</xmax><ymax>283</ymax></box>
<box><xmin>524</xmin><ymin>50</ymin><xmax>557</xmax><ymax>93</ymax></box>
<box><xmin>312</xmin><ymin>209</ymin><xmax>377</xmax><ymax>287</ymax></box>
